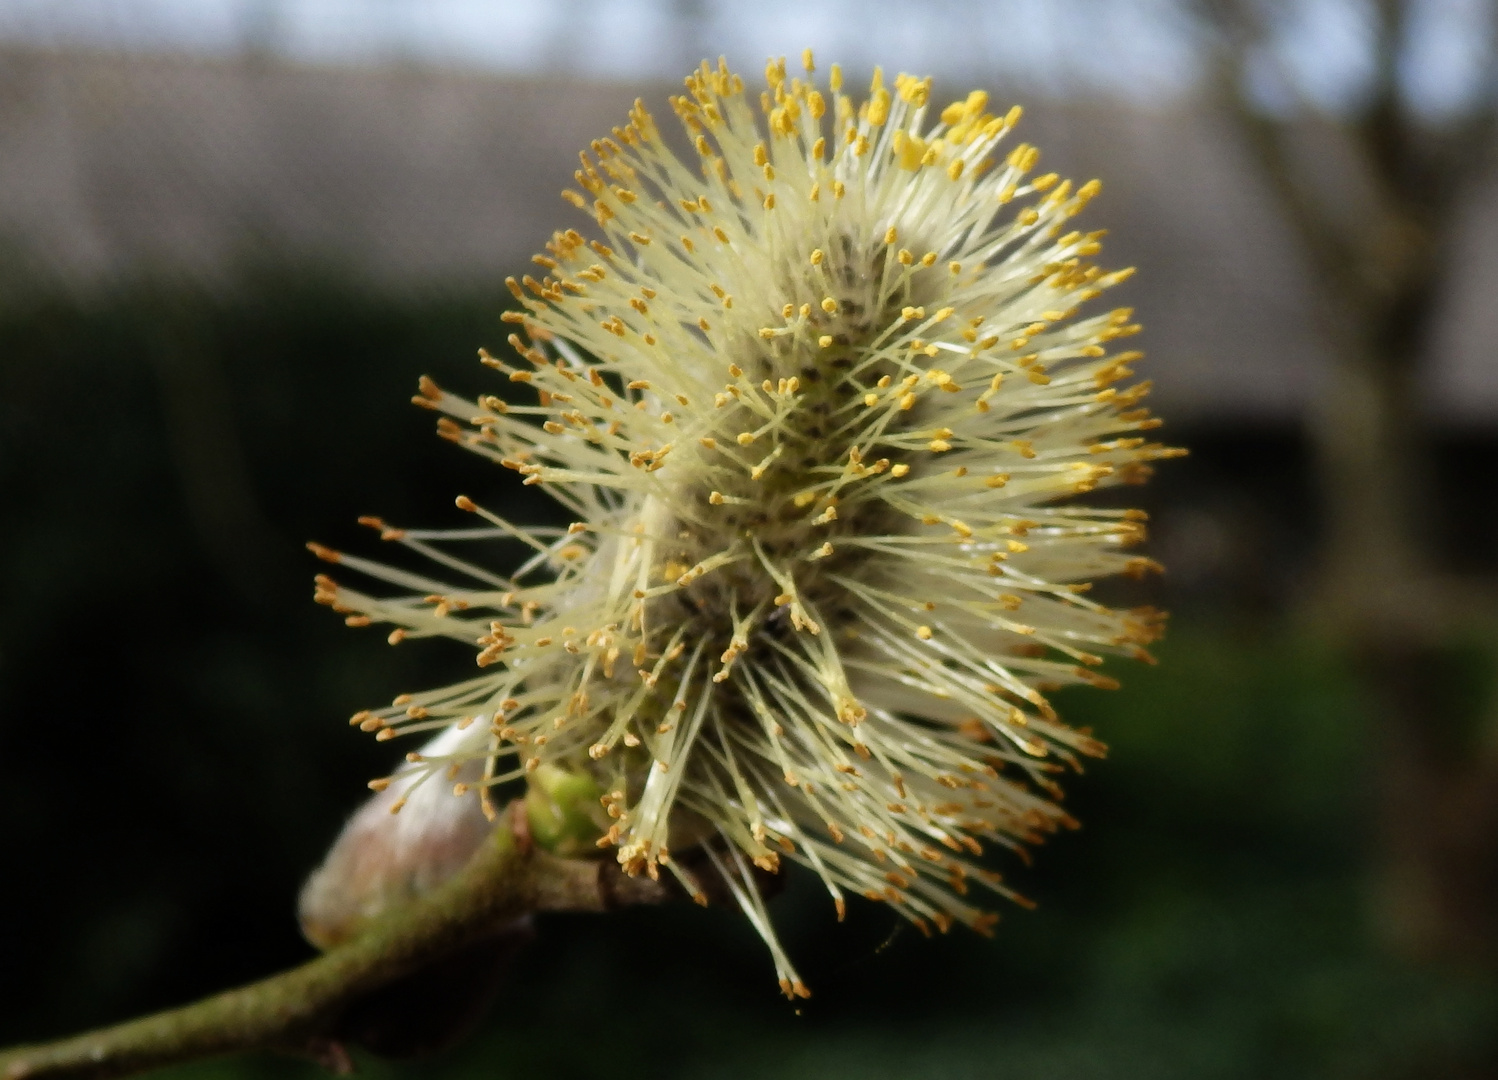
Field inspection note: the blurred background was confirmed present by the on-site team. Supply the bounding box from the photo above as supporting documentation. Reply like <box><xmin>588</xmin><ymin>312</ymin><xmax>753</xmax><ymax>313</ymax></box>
<box><xmin>2</xmin><ymin>1</ymin><xmax>1497</xmax><ymax>1077</ymax></box>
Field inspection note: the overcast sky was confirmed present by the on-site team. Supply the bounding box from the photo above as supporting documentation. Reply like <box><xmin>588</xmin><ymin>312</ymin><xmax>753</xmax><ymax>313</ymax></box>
<box><xmin>0</xmin><ymin>0</ymin><xmax>1489</xmax><ymax>112</ymax></box>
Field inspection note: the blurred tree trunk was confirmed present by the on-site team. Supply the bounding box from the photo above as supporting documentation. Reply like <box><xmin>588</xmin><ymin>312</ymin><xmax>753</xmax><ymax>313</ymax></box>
<box><xmin>1198</xmin><ymin>0</ymin><xmax>1498</xmax><ymax>964</ymax></box>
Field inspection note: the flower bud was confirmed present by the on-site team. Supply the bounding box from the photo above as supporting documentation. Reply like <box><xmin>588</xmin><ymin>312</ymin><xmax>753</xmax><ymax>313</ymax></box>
<box><xmin>299</xmin><ymin>724</ymin><xmax>496</xmax><ymax>949</ymax></box>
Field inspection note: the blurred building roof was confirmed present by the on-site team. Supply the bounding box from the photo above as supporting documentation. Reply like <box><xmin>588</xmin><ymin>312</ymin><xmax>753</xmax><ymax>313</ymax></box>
<box><xmin>0</xmin><ymin>45</ymin><xmax>1493</xmax><ymax>421</ymax></box>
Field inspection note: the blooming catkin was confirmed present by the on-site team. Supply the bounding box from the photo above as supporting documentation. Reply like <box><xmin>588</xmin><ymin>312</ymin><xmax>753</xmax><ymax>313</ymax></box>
<box><xmin>310</xmin><ymin>54</ymin><xmax>1180</xmax><ymax>996</ymax></box>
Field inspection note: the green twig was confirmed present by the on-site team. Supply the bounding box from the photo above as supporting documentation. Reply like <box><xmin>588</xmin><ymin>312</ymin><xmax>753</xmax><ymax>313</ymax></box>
<box><xmin>0</xmin><ymin>817</ymin><xmax>666</xmax><ymax>1080</ymax></box>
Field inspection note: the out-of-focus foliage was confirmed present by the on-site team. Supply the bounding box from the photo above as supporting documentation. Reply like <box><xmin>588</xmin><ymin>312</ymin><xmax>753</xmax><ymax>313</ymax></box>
<box><xmin>1</xmin><ymin>274</ymin><xmax>1494</xmax><ymax>1079</ymax></box>
<box><xmin>0</xmin><ymin>270</ymin><xmax>556</xmax><ymax>1031</ymax></box>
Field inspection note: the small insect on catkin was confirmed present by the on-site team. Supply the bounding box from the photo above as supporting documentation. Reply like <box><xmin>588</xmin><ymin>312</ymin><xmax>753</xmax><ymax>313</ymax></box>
<box><xmin>310</xmin><ymin>53</ymin><xmax>1182</xmax><ymax>997</ymax></box>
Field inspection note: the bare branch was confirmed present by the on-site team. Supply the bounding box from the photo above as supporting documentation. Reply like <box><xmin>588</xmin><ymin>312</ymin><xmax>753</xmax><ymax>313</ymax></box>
<box><xmin>0</xmin><ymin>812</ymin><xmax>667</xmax><ymax>1080</ymax></box>
<box><xmin>1192</xmin><ymin>0</ymin><xmax>1370</xmax><ymax>298</ymax></box>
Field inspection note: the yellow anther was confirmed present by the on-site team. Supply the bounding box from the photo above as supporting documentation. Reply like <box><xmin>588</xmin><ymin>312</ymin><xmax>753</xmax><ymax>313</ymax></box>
<box><xmin>1020</xmin><ymin>146</ymin><xmax>1041</xmax><ymax>171</ymax></box>
<box><xmin>810</xmin><ymin>248</ymin><xmax>825</xmax><ymax>265</ymax></box>
<box><xmin>895</xmin><ymin>130</ymin><xmax>926</xmax><ymax>170</ymax></box>
<box><xmin>898</xmin><ymin>74</ymin><xmax>931</xmax><ymax>106</ymax></box>
<box><xmin>821</xmin><ymin>297</ymin><xmax>838</xmax><ymax>314</ymax></box>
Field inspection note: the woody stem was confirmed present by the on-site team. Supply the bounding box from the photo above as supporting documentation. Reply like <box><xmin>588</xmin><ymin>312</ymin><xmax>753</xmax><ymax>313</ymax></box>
<box><xmin>0</xmin><ymin>811</ymin><xmax>665</xmax><ymax>1080</ymax></box>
